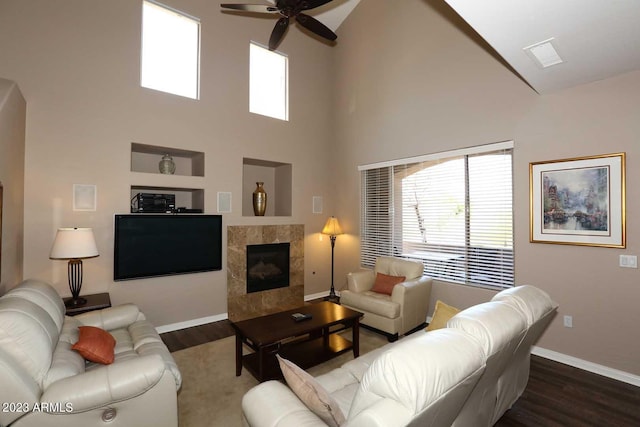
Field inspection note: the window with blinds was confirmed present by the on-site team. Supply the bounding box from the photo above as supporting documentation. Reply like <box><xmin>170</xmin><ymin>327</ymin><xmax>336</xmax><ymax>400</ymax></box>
<box><xmin>359</xmin><ymin>142</ymin><xmax>514</xmax><ymax>289</ymax></box>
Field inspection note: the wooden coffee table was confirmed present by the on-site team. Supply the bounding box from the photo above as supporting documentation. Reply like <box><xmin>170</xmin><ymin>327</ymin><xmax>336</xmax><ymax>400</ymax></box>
<box><xmin>232</xmin><ymin>301</ymin><xmax>364</xmax><ymax>382</ymax></box>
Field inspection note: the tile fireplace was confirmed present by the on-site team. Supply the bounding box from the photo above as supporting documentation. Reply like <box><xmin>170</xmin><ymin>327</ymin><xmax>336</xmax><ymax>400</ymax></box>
<box><xmin>227</xmin><ymin>225</ymin><xmax>304</xmax><ymax>321</ymax></box>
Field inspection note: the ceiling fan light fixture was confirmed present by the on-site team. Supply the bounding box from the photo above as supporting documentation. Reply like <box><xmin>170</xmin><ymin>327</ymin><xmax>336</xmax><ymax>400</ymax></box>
<box><xmin>524</xmin><ymin>38</ymin><xmax>564</xmax><ymax>68</ymax></box>
<box><xmin>221</xmin><ymin>1</ymin><xmax>337</xmax><ymax>50</ymax></box>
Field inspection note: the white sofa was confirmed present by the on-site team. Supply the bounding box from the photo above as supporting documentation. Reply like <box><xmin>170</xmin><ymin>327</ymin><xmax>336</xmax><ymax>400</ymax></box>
<box><xmin>241</xmin><ymin>285</ymin><xmax>558</xmax><ymax>427</ymax></box>
<box><xmin>0</xmin><ymin>279</ymin><xmax>182</xmax><ymax>427</ymax></box>
<box><xmin>340</xmin><ymin>257</ymin><xmax>433</xmax><ymax>341</ymax></box>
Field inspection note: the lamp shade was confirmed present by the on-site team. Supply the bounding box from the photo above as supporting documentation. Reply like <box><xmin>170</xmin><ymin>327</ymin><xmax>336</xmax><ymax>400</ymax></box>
<box><xmin>321</xmin><ymin>217</ymin><xmax>343</xmax><ymax>236</ymax></box>
<box><xmin>49</xmin><ymin>228</ymin><xmax>99</xmax><ymax>260</ymax></box>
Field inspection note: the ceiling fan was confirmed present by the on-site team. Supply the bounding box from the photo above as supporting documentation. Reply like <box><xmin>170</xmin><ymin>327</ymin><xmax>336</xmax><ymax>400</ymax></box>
<box><xmin>221</xmin><ymin>0</ymin><xmax>337</xmax><ymax>51</ymax></box>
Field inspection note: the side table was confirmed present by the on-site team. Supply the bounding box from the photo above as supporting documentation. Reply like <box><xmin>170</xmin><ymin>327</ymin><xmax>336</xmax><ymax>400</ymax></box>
<box><xmin>64</xmin><ymin>292</ymin><xmax>111</xmax><ymax>316</ymax></box>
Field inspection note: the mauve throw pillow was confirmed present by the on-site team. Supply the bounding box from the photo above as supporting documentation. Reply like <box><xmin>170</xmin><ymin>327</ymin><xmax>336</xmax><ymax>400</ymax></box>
<box><xmin>277</xmin><ymin>354</ymin><xmax>346</xmax><ymax>426</ymax></box>
<box><xmin>370</xmin><ymin>272</ymin><xmax>406</xmax><ymax>295</ymax></box>
<box><xmin>71</xmin><ymin>326</ymin><xmax>116</xmax><ymax>364</ymax></box>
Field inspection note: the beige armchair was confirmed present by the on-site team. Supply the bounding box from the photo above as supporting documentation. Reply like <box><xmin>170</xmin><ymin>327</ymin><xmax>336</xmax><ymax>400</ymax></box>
<box><xmin>340</xmin><ymin>256</ymin><xmax>432</xmax><ymax>341</ymax></box>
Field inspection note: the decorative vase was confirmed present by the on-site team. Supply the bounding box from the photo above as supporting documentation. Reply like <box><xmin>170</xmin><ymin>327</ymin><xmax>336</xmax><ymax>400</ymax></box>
<box><xmin>159</xmin><ymin>154</ymin><xmax>176</xmax><ymax>175</ymax></box>
<box><xmin>252</xmin><ymin>182</ymin><xmax>267</xmax><ymax>216</ymax></box>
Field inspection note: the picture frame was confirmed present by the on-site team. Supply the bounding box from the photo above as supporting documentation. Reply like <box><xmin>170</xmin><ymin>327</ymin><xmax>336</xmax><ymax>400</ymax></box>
<box><xmin>529</xmin><ymin>152</ymin><xmax>625</xmax><ymax>248</ymax></box>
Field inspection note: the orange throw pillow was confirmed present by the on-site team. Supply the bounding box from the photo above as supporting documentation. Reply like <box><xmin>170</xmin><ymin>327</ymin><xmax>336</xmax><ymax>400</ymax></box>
<box><xmin>72</xmin><ymin>326</ymin><xmax>116</xmax><ymax>364</ymax></box>
<box><xmin>370</xmin><ymin>272</ymin><xmax>406</xmax><ymax>295</ymax></box>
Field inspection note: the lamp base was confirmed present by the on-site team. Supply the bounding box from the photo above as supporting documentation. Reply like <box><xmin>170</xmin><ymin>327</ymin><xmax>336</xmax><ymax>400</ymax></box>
<box><xmin>66</xmin><ymin>259</ymin><xmax>86</xmax><ymax>308</ymax></box>
<box><xmin>65</xmin><ymin>297</ymin><xmax>87</xmax><ymax>308</ymax></box>
<box><xmin>324</xmin><ymin>290</ymin><xmax>340</xmax><ymax>303</ymax></box>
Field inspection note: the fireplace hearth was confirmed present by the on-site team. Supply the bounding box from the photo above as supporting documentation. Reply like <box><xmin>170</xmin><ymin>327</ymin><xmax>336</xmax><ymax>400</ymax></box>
<box><xmin>246</xmin><ymin>243</ymin><xmax>290</xmax><ymax>293</ymax></box>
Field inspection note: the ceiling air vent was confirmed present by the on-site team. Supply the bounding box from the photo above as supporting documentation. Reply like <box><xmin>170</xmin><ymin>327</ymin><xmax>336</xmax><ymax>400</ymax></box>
<box><xmin>524</xmin><ymin>38</ymin><xmax>564</xmax><ymax>68</ymax></box>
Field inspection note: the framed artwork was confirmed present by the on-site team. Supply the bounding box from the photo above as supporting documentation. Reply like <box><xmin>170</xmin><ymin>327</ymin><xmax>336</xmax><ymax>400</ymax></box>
<box><xmin>530</xmin><ymin>153</ymin><xmax>626</xmax><ymax>248</ymax></box>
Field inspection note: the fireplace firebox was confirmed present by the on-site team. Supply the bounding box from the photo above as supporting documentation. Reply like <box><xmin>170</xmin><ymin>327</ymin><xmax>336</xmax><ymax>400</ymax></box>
<box><xmin>246</xmin><ymin>243</ymin><xmax>290</xmax><ymax>293</ymax></box>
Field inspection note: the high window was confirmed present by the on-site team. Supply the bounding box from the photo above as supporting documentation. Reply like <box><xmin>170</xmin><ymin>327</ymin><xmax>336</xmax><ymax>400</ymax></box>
<box><xmin>360</xmin><ymin>141</ymin><xmax>514</xmax><ymax>289</ymax></box>
<box><xmin>250</xmin><ymin>42</ymin><xmax>289</xmax><ymax>121</ymax></box>
<box><xmin>141</xmin><ymin>0</ymin><xmax>200</xmax><ymax>99</ymax></box>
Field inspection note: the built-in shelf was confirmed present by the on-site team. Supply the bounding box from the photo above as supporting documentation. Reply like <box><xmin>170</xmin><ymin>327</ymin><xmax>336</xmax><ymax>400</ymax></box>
<box><xmin>131</xmin><ymin>143</ymin><xmax>204</xmax><ymax>177</ymax></box>
<box><xmin>130</xmin><ymin>143</ymin><xmax>205</xmax><ymax>213</ymax></box>
<box><xmin>243</xmin><ymin>158</ymin><xmax>292</xmax><ymax>217</ymax></box>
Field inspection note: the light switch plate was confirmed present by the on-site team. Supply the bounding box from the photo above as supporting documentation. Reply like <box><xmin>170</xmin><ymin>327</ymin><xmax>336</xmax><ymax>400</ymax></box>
<box><xmin>619</xmin><ymin>255</ymin><xmax>638</xmax><ymax>268</ymax></box>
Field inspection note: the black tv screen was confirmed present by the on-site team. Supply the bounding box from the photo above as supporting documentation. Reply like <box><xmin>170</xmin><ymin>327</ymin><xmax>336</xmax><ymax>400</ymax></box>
<box><xmin>114</xmin><ymin>214</ymin><xmax>222</xmax><ymax>281</ymax></box>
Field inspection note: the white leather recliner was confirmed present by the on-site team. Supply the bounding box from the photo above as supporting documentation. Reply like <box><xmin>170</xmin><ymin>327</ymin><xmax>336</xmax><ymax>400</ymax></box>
<box><xmin>447</xmin><ymin>299</ymin><xmax>528</xmax><ymax>426</ymax></box>
<box><xmin>243</xmin><ymin>328</ymin><xmax>487</xmax><ymax>427</ymax></box>
<box><xmin>340</xmin><ymin>256</ymin><xmax>432</xmax><ymax>341</ymax></box>
<box><xmin>489</xmin><ymin>285</ymin><xmax>558</xmax><ymax>424</ymax></box>
<box><xmin>0</xmin><ymin>279</ymin><xmax>182</xmax><ymax>427</ymax></box>
<box><xmin>240</xmin><ymin>284</ymin><xmax>558</xmax><ymax>427</ymax></box>
<box><xmin>448</xmin><ymin>284</ymin><xmax>558</xmax><ymax>427</ymax></box>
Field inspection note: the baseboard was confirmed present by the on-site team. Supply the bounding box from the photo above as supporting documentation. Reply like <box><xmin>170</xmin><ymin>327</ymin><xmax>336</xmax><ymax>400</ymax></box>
<box><xmin>532</xmin><ymin>346</ymin><xmax>640</xmax><ymax>387</ymax></box>
<box><xmin>156</xmin><ymin>313</ymin><xmax>229</xmax><ymax>334</ymax></box>
<box><xmin>304</xmin><ymin>290</ymin><xmax>335</xmax><ymax>301</ymax></box>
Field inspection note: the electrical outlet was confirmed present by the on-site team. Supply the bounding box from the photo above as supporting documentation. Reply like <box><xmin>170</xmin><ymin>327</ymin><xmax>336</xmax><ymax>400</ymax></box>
<box><xmin>619</xmin><ymin>255</ymin><xmax>638</xmax><ymax>268</ymax></box>
<box><xmin>563</xmin><ymin>315</ymin><xmax>573</xmax><ymax>328</ymax></box>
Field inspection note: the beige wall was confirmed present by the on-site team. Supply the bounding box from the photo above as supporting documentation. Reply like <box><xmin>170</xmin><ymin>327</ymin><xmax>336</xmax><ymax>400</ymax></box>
<box><xmin>0</xmin><ymin>0</ymin><xmax>336</xmax><ymax>325</ymax></box>
<box><xmin>0</xmin><ymin>79</ymin><xmax>26</xmax><ymax>293</ymax></box>
<box><xmin>332</xmin><ymin>0</ymin><xmax>640</xmax><ymax>376</ymax></box>
<box><xmin>1</xmin><ymin>0</ymin><xmax>639</xmax><ymax>378</ymax></box>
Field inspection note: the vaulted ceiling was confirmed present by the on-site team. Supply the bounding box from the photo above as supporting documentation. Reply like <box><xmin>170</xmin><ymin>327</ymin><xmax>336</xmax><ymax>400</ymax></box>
<box><xmin>444</xmin><ymin>0</ymin><xmax>640</xmax><ymax>94</ymax></box>
<box><xmin>304</xmin><ymin>0</ymin><xmax>640</xmax><ymax>94</ymax></box>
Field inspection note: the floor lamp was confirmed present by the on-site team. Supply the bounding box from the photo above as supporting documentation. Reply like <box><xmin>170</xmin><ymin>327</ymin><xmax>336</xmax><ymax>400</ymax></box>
<box><xmin>322</xmin><ymin>216</ymin><xmax>343</xmax><ymax>302</ymax></box>
<box><xmin>50</xmin><ymin>228</ymin><xmax>99</xmax><ymax>307</ymax></box>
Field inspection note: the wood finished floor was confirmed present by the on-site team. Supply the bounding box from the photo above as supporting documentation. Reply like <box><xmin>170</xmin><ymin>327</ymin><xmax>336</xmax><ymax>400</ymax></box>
<box><xmin>161</xmin><ymin>321</ymin><xmax>640</xmax><ymax>426</ymax></box>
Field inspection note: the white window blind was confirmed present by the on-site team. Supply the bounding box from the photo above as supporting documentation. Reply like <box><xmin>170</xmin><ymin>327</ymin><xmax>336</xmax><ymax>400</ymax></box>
<box><xmin>360</xmin><ymin>142</ymin><xmax>514</xmax><ymax>289</ymax></box>
<box><xmin>361</xmin><ymin>167</ymin><xmax>393</xmax><ymax>268</ymax></box>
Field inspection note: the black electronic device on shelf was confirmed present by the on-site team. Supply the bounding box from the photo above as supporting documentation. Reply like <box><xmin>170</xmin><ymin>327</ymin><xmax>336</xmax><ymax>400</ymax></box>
<box><xmin>131</xmin><ymin>193</ymin><xmax>176</xmax><ymax>213</ymax></box>
<box><xmin>176</xmin><ymin>207</ymin><xmax>203</xmax><ymax>213</ymax></box>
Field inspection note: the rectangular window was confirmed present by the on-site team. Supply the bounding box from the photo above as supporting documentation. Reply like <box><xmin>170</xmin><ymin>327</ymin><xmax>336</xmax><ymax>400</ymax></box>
<box><xmin>141</xmin><ymin>0</ymin><xmax>200</xmax><ymax>99</ymax></box>
<box><xmin>360</xmin><ymin>141</ymin><xmax>514</xmax><ymax>289</ymax></box>
<box><xmin>250</xmin><ymin>42</ymin><xmax>289</xmax><ymax>121</ymax></box>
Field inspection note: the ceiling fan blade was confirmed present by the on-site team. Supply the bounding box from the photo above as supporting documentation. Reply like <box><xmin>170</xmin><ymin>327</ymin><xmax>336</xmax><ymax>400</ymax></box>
<box><xmin>220</xmin><ymin>3</ymin><xmax>278</xmax><ymax>13</ymax></box>
<box><xmin>269</xmin><ymin>17</ymin><xmax>289</xmax><ymax>50</ymax></box>
<box><xmin>295</xmin><ymin>13</ymin><xmax>337</xmax><ymax>41</ymax></box>
<box><xmin>301</xmin><ymin>0</ymin><xmax>334</xmax><ymax>11</ymax></box>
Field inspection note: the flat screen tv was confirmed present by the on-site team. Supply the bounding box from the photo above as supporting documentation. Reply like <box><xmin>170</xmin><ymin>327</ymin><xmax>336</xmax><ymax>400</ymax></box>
<box><xmin>114</xmin><ymin>214</ymin><xmax>222</xmax><ymax>281</ymax></box>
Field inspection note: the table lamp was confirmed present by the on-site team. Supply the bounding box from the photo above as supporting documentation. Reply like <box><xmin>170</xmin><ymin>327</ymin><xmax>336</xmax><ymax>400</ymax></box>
<box><xmin>50</xmin><ymin>227</ymin><xmax>99</xmax><ymax>307</ymax></box>
<box><xmin>321</xmin><ymin>216</ymin><xmax>343</xmax><ymax>302</ymax></box>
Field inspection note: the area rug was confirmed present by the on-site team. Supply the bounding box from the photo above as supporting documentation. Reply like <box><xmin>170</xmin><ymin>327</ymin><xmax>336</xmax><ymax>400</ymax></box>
<box><xmin>172</xmin><ymin>328</ymin><xmax>388</xmax><ymax>427</ymax></box>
